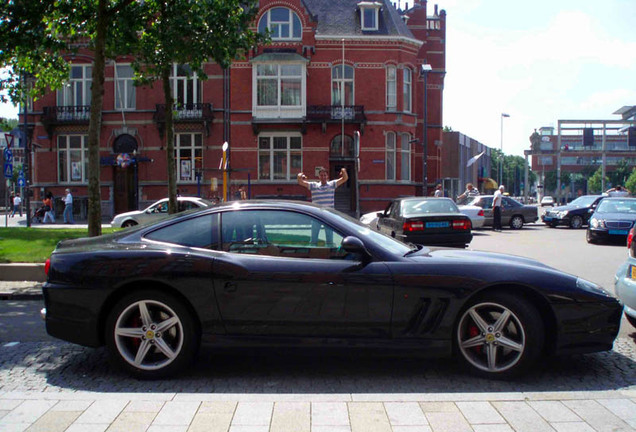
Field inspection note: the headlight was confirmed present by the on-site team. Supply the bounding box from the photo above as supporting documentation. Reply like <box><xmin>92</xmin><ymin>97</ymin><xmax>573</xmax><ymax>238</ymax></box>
<box><xmin>590</xmin><ymin>218</ymin><xmax>598</xmax><ymax>228</ymax></box>
<box><xmin>576</xmin><ymin>278</ymin><xmax>613</xmax><ymax>298</ymax></box>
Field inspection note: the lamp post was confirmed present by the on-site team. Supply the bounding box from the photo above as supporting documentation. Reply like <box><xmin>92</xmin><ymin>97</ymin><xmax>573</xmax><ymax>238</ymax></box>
<box><xmin>421</xmin><ymin>64</ymin><xmax>432</xmax><ymax>196</ymax></box>
<box><xmin>499</xmin><ymin>113</ymin><xmax>510</xmax><ymax>187</ymax></box>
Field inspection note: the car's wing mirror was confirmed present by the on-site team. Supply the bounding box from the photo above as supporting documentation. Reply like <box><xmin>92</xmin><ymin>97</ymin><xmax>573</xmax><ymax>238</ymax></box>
<box><xmin>377</xmin><ymin>212</ymin><xmax>385</xmax><ymax>218</ymax></box>
<box><xmin>341</xmin><ymin>236</ymin><xmax>372</xmax><ymax>261</ymax></box>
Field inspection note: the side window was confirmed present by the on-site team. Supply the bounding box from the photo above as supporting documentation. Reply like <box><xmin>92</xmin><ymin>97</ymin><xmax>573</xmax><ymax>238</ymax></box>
<box><xmin>144</xmin><ymin>213</ymin><xmax>219</xmax><ymax>249</ymax></box>
<box><xmin>503</xmin><ymin>198</ymin><xmax>513</xmax><ymax>208</ymax></box>
<box><xmin>221</xmin><ymin>210</ymin><xmax>351</xmax><ymax>260</ymax></box>
<box><xmin>482</xmin><ymin>198</ymin><xmax>493</xmax><ymax>209</ymax></box>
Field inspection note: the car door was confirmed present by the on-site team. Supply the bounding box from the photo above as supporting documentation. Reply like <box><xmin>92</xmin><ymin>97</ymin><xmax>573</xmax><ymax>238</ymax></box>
<box><xmin>377</xmin><ymin>201</ymin><xmax>401</xmax><ymax>238</ymax></box>
<box><xmin>501</xmin><ymin>197</ymin><xmax>518</xmax><ymax>225</ymax></box>
<box><xmin>475</xmin><ymin>197</ymin><xmax>494</xmax><ymax>225</ymax></box>
<box><xmin>212</xmin><ymin>209</ymin><xmax>393</xmax><ymax>338</ymax></box>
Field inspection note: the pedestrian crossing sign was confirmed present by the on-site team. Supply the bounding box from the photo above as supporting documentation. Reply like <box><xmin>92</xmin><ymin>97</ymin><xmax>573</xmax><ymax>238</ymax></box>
<box><xmin>3</xmin><ymin>162</ymin><xmax>12</xmax><ymax>179</ymax></box>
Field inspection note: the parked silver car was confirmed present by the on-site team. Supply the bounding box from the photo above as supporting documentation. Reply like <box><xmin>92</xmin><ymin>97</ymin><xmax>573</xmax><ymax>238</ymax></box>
<box><xmin>463</xmin><ymin>195</ymin><xmax>539</xmax><ymax>229</ymax></box>
<box><xmin>111</xmin><ymin>197</ymin><xmax>215</xmax><ymax>228</ymax></box>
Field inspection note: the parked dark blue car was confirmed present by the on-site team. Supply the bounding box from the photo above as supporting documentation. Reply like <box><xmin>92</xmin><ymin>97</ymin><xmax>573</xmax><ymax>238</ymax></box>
<box><xmin>542</xmin><ymin>195</ymin><xmax>604</xmax><ymax>229</ymax></box>
<box><xmin>586</xmin><ymin>197</ymin><xmax>636</xmax><ymax>243</ymax></box>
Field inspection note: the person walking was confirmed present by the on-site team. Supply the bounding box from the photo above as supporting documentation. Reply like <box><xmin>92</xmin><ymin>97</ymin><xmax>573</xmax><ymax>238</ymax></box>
<box><xmin>63</xmin><ymin>189</ymin><xmax>74</xmax><ymax>224</ymax></box>
<box><xmin>492</xmin><ymin>185</ymin><xmax>504</xmax><ymax>231</ymax></box>
<box><xmin>297</xmin><ymin>167</ymin><xmax>348</xmax><ymax>208</ymax></box>
<box><xmin>10</xmin><ymin>192</ymin><xmax>22</xmax><ymax>217</ymax></box>
<box><xmin>434</xmin><ymin>184</ymin><xmax>443</xmax><ymax>197</ymax></box>
<box><xmin>43</xmin><ymin>192</ymin><xmax>56</xmax><ymax>223</ymax></box>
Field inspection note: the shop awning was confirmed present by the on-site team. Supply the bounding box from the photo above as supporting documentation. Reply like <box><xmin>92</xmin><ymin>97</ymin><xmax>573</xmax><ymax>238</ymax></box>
<box><xmin>480</xmin><ymin>177</ymin><xmax>498</xmax><ymax>190</ymax></box>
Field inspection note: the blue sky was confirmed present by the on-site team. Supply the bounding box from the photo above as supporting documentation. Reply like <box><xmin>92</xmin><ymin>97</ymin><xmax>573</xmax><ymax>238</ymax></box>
<box><xmin>2</xmin><ymin>0</ymin><xmax>636</xmax><ymax>157</ymax></box>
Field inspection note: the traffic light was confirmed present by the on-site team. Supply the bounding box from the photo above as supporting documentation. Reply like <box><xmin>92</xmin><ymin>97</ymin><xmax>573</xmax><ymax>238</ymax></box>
<box><xmin>629</xmin><ymin>126</ymin><xmax>636</xmax><ymax>147</ymax></box>
<box><xmin>583</xmin><ymin>128</ymin><xmax>594</xmax><ymax>146</ymax></box>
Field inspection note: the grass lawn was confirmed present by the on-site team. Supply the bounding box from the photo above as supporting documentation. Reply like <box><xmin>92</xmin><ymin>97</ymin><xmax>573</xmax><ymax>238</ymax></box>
<box><xmin>0</xmin><ymin>228</ymin><xmax>118</xmax><ymax>263</ymax></box>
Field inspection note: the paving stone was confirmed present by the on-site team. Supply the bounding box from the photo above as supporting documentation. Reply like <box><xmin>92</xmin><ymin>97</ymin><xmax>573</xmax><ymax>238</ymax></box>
<box><xmin>232</xmin><ymin>402</ymin><xmax>273</xmax><ymax>426</ymax></box>
<box><xmin>106</xmin><ymin>412</ymin><xmax>156</xmax><ymax>432</ymax></box>
<box><xmin>456</xmin><ymin>401</ymin><xmax>505</xmax><ymax>424</ymax></box>
<box><xmin>419</xmin><ymin>402</ymin><xmax>459</xmax><ymax>413</ymax></box>
<box><xmin>50</xmin><ymin>400</ymin><xmax>93</xmax><ymax>412</ymax></box>
<box><xmin>311</xmin><ymin>426</ymin><xmax>351</xmax><ymax>432</ymax></box>
<box><xmin>391</xmin><ymin>426</ymin><xmax>433</xmax><ymax>432</ymax></box>
<box><xmin>527</xmin><ymin>400</ymin><xmax>581</xmax><ymax>422</ymax></box>
<box><xmin>564</xmin><ymin>399</ymin><xmax>634</xmax><ymax>432</ymax></box>
<box><xmin>123</xmin><ymin>400</ymin><xmax>164</xmax><ymax>413</ymax></box>
<box><xmin>24</xmin><ymin>410</ymin><xmax>81</xmax><ymax>432</ymax></box>
<box><xmin>312</xmin><ymin>402</ymin><xmax>350</xmax><ymax>426</ymax></box>
<box><xmin>550</xmin><ymin>422</ymin><xmax>596</xmax><ymax>432</ymax></box>
<box><xmin>146</xmin><ymin>425</ymin><xmax>188</xmax><ymax>432</ymax></box>
<box><xmin>152</xmin><ymin>401</ymin><xmax>200</xmax><ymax>426</ymax></box>
<box><xmin>74</xmin><ymin>399</ymin><xmax>127</xmax><ymax>425</ymax></box>
<box><xmin>228</xmin><ymin>426</ymin><xmax>269</xmax><ymax>432</ymax></box>
<box><xmin>424</xmin><ymin>412</ymin><xmax>472</xmax><ymax>432</ymax></box>
<box><xmin>0</xmin><ymin>400</ymin><xmax>56</xmax><ymax>425</ymax></box>
<box><xmin>597</xmin><ymin>398</ymin><xmax>636</xmax><ymax>423</ymax></box>
<box><xmin>66</xmin><ymin>424</ymin><xmax>108</xmax><ymax>432</ymax></box>
<box><xmin>270</xmin><ymin>402</ymin><xmax>310</xmax><ymax>432</ymax></box>
<box><xmin>471</xmin><ymin>425</ymin><xmax>514</xmax><ymax>432</ymax></box>
<box><xmin>348</xmin><ymin>402</ymin><xmax>391</xmax><ymax>432</ymax></box>
<box><xmin>384</xmin><ymin>402</ymin><xmax>428</xmax><ymax>426</ymax></box>
<box><xmin>492</xmin><ymin>401</ymin><xmax>554</xmax><ymax>432</ymax></box>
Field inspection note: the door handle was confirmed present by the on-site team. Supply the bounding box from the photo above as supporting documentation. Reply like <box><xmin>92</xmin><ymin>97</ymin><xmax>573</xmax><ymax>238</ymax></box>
<box><xmin>224</xmin><ymin>282</ymin><xmax>237</xmax><ymax>293</ymax></box>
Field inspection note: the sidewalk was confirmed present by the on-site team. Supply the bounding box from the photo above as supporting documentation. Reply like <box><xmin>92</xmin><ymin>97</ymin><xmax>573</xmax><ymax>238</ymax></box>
<box><xmin>0</xmin><ymin>281</ymin><xmax>42</xmax><ymax>300</ymax></box>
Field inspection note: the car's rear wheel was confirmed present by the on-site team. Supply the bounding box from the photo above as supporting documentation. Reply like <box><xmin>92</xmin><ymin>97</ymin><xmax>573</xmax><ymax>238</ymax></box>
<box><xmin>569</xmin><ymin>215</ymin><xmax>583</xmax><ymax>229</ymax></box>
<box><xmin>509</xmin><ymin>216</ymin><xmax>524</xmax><ymax>230</ymax></box>
<box><xmin>105</xmin><ymin>290</ymin><xmax>199</xmax><ymax>379</ymax></box>
<box><xmin>455</xmin><ymin>292</ymin><xmax>544</xmax><ymax>379</ymax></box>
<box><xmin>122</xmin><ymin>220</ymin><xmax>138</xmax><ymax>228</ymax></box>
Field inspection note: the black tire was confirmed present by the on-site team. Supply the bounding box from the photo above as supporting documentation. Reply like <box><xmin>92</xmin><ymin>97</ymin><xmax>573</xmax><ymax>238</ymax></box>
<box><xmin>122</xmin><ymin>220</ymin><xmax>138</xmax><ymax>228</ymax></box>
<box><xmin>509</xmin><ymin>215</ymin><xmax>524</xmax><ymax>230</ymax></box>
<box><xmin>626</xmin><ymin>314</ymin><xmax>636</xmax><ymax>329</ymax></box>
<box><xmin>455</xmin><ymin>292</ymin><xmax>544</xmax><ymax>379</ymax></box>
<box><xmin>569</xmin><ymin>215</ymin><xmax>583</xmax><ymax>229</ymax></box>
<box><xmin>586</xmin><ymin>229</ymin><xmax>598</xmax><ymax>244</ymax></box>
<box><xmin>105</xmin><ymin>290</ymin><xmax>200</xmax><ymax>379</ymax></box>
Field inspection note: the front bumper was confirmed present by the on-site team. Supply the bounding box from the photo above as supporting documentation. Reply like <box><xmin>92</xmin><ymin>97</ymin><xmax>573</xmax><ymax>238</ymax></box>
<box><xmin>615</xmin><ymin>261</ymin><xmax>636</xmax><ymax>320</ymax></box>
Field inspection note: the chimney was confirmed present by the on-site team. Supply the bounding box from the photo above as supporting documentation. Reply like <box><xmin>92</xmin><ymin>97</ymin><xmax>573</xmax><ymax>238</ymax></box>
<box><xmin>435</xmin><ymin>4</ymin><xmax>438</xmax><ymax>16</ymax></box>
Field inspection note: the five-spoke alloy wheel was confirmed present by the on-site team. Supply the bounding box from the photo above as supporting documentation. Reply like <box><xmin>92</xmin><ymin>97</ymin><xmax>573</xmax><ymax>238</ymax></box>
<box><xmin>456</xmin><ymin>293</ymin><xmax>544</xmax><ymax>378</ymax></box>
<box><xmin>106</xmin><ymin>290</ymin><xmax>199</xmax><ymax>379</ymax></box>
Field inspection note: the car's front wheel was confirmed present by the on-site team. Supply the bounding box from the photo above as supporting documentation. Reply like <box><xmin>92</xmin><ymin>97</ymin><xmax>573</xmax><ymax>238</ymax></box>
<box><xmin>122</xmin><ymin>220</ymin><xmax>138</xmax><ymax>228</ymax></box>
<box><xmin>455</xmin><ymin>292</ymin><xmax>544</xmax><ymax>379</ymax></box>
<box><xmin>105</xmin><ymin>290</ymin><xmax>200</xmax><ymax>379</ymax></box>
<box><xmin>509</xmin><ymin>215</ymin><xmax>524</xmax><ymax>230</ymax></box>
<box><xmin>569</xmin><ymin>215</ymin><xmax>583</xmax><ymax>229</ymax></box>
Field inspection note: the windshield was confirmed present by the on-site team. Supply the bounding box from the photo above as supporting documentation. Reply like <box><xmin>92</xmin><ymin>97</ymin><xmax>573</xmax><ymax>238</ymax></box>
<box><xmin>403</xmin><ymin>199</ymin><xmax>459</xmax><ymax>216</ymax></box>
<box><xmin>596</xmin><ymin>198</ymin><xmax>636</xmax><ymax>214</ymax></box>
<box><xmin>569</xmin><ymin>196</ymin><xmax>598</xmax><ymax>207</ymax></box>
<box><xmin>324</xmin><ymin>207</ymin><xmax>412</xmax><ymax>255</ymax></box>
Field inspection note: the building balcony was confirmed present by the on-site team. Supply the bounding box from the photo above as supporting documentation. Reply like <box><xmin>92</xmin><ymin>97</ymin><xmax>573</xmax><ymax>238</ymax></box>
<box><xmin>41</xmin><ymin>105</ymin><xmax>91</xmax><ymax>139</ymax></box>
<box><xmin>154</xmin><ymin>103</ymin><xmax>214</xmax><ymax>138</ymax></box>
<box><xmin>306</xmin><ymin>105</ymin><xmax>366</xmax><ymax>134</ymax></box>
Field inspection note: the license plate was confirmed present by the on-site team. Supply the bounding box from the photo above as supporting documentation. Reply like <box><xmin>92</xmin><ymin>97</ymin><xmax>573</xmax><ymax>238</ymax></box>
<box><xmin>609</xmin><ymin>229</ymin><xmax>628</xmax><ymax>235</ymax></box>
<box><xmin>543</xmin><ymin>216</ymin><xmax>553</xmax><ymax>221</ymax></box>
<box><xmin>631</xmin><ymin>265</ymin><xmax>636</xmax><ymax>280</ymax></box>
<box><xmin>426</xmin><ymin>221</ymin><xmax>449</xmax><ymax>228</ymax></box>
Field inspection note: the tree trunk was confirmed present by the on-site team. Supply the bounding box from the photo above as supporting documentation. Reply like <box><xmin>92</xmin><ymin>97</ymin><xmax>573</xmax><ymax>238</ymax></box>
<box><xmin>87</xmin><ymin>0</ymin><xmax>108</xmax><ymax>236</ymax></box>
<box><xmin>162</xmin><ymin>68</ymin><xmax>177</xmax><ymax>214</ymax></box>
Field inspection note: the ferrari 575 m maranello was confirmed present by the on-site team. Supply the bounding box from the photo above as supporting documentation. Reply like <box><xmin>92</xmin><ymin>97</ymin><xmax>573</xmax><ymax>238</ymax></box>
<box><xmin>42</xmin><ymin>200</ymin><xmax>622</xmax><ymax>379</ymax></box>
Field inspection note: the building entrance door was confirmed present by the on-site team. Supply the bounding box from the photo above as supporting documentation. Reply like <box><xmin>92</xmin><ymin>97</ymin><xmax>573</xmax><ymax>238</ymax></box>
<box><xmin>330</xmin><ymin>161</ymin><xmax>355</xmax><ymax>214</ymax></box>
<box><xmin>113</xmin><ymin>134</ymin><xmax>138</xmax><ymax>215</ymax></box>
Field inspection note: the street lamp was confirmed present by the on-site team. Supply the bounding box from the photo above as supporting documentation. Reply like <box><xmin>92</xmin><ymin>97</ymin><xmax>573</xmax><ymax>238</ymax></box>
<box><xmin>421</xmin><ymin>64</ymin><xmax>432</xmax><ymax>196</ymax></box>
<box><xmin>499</xmin><ymin>113</ymin><xmax>510</xmax><ymax>187</ymax></box>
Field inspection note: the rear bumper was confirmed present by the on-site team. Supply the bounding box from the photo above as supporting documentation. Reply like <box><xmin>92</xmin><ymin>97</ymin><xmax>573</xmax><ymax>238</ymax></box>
<box><xmin>399</xmin><ymin>232</ymin><xmax>473</xmax><ymax>247</ymax></box>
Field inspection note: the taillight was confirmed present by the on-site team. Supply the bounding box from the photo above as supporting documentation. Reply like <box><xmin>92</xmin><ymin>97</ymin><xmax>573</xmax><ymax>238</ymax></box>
<box><xmin>403</xmin><ymin>221</ymin><xmax>424</xmax><ymax>232</ymax></box>
<box><xmin>478</xmin><ymin>209</ymin><xmax>484</xmax><ymax>217</ymax></box>
<box><xmin>452</xmin><ymin>219</ymin><xmax>471</xmax><ymax>230</ymax></box>
<box><xmin>44</xmin><ymin>258</ymin><xmax>51</xmax><ymax>276</ymax></box>
<box><xmin>628</xmin><ymin>229</ymin><xmax>634</xmax><ymax>250</ymax></box>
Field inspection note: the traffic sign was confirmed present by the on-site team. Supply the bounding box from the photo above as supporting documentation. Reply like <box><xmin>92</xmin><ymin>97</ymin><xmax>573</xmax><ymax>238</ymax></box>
<box><xmin>3</xmin><ymin>148</ymin><xmax>11</xmax><ymax>162</ymax></box>
<box><xmin>18</xmin><ymin>177</ymin><xmax>25</xmax><ymax>187</ymax></box>
<box><xmin>3</xmin><ymin>162</ymin><xmax>12</xmax><ymax>179</ymax></box>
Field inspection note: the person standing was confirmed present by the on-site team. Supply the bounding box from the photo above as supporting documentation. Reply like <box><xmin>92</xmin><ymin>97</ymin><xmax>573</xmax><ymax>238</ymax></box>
<box><xmin>434</xmin><ymin>184</ymin><xmax>443</xmax><ymax>197</ymax></box>
<box><xmin>457</xmin><ymin>183</ymin><xmax>479</xmax><ymax>203</ymax></box>
<box><xmin>297</xmin><ymin>167</ymin><xmax>348</xmax><ymax>208</ymax></box>
<box><xmin>492</xmin><ymin>185</ymin><xmax>504</xmax><ymax>232</ymax></box>
<box><xmin>43</xmin><ymin>192</ymin><xmax>56</xmax><ymax>223</ymax></box>
<box><xmin>606</xmin><ymin>186</ymin><xmax>630</xmax><ymax>197</ymax></box>
<box><xmin>10</xmin><ymin>192</ymin><xmax>22</xmax><ymax>217</ymax></box>
<box><xmin>63</xmin><ymin>189</ymin><xmax>74</xmax><ymax>224</ymax></box>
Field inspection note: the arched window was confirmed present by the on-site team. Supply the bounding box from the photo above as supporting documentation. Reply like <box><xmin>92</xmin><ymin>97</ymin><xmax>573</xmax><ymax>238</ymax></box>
<box><xmin>258</xmin><ymin>8</ymin><xmax>302</xmax><ymax>40</ymax></box>
<box><xmin>331</xmin><ymin>64</ymin><xmax>354</xmax><ymax>106</ymax></box>
<box><xmin>330</xmin><ymin>135</ymin><xmax>354</xmax><ymax>158</ymax></box>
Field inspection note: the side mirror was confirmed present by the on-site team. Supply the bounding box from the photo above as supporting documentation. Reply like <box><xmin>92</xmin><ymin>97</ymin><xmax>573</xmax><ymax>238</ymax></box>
<box><xmin>341</xmin><ymin>236</ymin><xmax>371</xmax><ymax>261</ymax></box>
<box><xmin>377</xmin><ymin>212</ymin><xmax>385</xmax><ymax>218</ymax></box>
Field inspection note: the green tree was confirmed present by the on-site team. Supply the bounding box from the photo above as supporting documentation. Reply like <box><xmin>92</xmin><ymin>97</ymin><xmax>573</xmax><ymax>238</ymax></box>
<box><xmin>625</xmin><ymin>168</ymin><xmax>636</xmax><ymax>194</ymax></box>
<box><xmin>131</xmin><ymin>0</ymin><xmax>265</xmax><ymax>213</ymax></box>
<box><xmin>608</xmin><ymin>159</ymin><xmax>632</xmax><ymax>187</ymax></box>
<box><xmin>588</xmin><ymin>167</ymin><xmax>609</xmax><ymax>194</ymax></box>
<box><xmin>0</xmin><ymin>118</ymin><xmax>18</xmax><ymax>131</ymax></box>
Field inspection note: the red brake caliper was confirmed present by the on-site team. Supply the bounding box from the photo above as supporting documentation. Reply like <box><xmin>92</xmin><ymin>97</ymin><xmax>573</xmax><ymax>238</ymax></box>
<box><xmin>469</xmin><ymin>325</ymin><xmax>482</xmax><ymax>353</ymax></box>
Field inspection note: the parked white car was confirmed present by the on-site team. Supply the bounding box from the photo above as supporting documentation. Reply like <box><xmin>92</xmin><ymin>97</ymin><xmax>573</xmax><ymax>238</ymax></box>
<box><xmin>541</xmin><ymin>196</ymin><xmax>555</xmax><ymax>207</ymax></box>
<box><xmin>111</xmin><ymin>197</ymin><xmax>215</xmax><ymax>228</ymax></box>
<box><xmin>360</xmin><ymin>210</ymin><xmax>382</xmax><ymax>230</ymax></box>
<box><xmin>458</xmin><ymin>204</ymin><xmax>485</xmax><ymax>229</ymax></box>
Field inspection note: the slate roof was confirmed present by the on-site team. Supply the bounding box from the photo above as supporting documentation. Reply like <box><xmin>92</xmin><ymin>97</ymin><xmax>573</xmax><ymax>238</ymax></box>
<box><xmin>301</xmin><ymin>0</ymin><xmax>416</xmax><ymax>39</ymax></box>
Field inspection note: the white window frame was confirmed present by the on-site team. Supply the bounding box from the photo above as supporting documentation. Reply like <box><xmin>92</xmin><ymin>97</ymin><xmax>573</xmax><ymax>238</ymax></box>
<box><xmin>386</xmin><ymin>132</ymin><xmax>396</xmax><ymax>181</ymax></box>
<box><xmin>386</xmin><ymin>65</ymin><xmax>397</xmax><ymax>111</ymax></box>
<box><xmin>258</xmin><ymin>7</ymin><xmax>302</xmax><ymax>41</ymax></box>
<box><xmin>252</xmin><ymin>62</ymin><xmax>306</xmax><ymax>119</ymax></box>
<box><xmin>359</xmin><ymin>3</ymin><xmax>381</xmax><ymax>31</ymax></box>
<box><xmin>170</xmin><ymin>64</ymin><xmax>202</xmax><ymax>106</ymax></box>
<box><xmin>403</xmin><ymin>68</ymin><xmax>412</xmax><ymax>113</ymax></box>
<box><xmin>57</xmin><ymin>65</ymin><xmax>92</xmax><ymax>107</ymax></box>
<box><xmin>175</xmin><ymin>133</ymin><xmax>203</xmax><ymax>183</ymax></box>
<box><xmin>331</xmin><ymin>64</ymin><xmax>355</xmax><ymax>106</ymax></box>
<box><xmin>115</xmin><ymin>64</ymin><xmax>135</xmax><ymax>110</ymax></box>
<box><xmin>258</xmin><ymin>133</ymin><xmax>302</xmax><ymax>181</ymax></box>
<box><xmin>400</xmin><ymin>133</ymin><xmax>411</xmax><ymax>181</ymax></box>
<box><xmin>57</xmin><ymin>135</ymin><xmax>88</xmax><ymax>184</ymax></box>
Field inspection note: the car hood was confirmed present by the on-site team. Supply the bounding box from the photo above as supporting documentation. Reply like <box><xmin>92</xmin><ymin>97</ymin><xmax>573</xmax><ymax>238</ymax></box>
<box><xmin>111</xmin><ymin>210</ymin><xmax>144</xmax><ymax>220</ymax></box>
<box><xmin>549</xmin><ymin>203</ymin><xmax>585</xmax><ymax>212</ymax></box>
<box><xmin>592</xmin><ymin>212</ymin><xmax>636</xmax><ymax>222</ymax></box>
<box><xmin>409</xmin><ymin>247</ymin><xmax>551</xmax><ymax>270</ymax></box>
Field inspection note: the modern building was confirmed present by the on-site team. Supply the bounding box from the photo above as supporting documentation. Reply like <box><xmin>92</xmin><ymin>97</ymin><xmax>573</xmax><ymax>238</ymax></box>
<box><xmin>441</xmin><ymin>131</ymin><xmax>496</xmax><ymax>199</ymax></box>
<box><xmin>18</xmin><ymin>0</ymin><xmax>447</xmax><ymax>219</ymax></box>
<box><xmin>528</xmin><ymin>106</ymin><xmax>636</xmax><ymax>202</ymax></box>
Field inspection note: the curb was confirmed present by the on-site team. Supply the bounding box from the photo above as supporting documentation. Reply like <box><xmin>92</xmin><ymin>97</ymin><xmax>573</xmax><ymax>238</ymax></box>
<box><xmin>0</xmin><ymin>263</ymin><xmax>46</xmax><ymax>282</ymax></box>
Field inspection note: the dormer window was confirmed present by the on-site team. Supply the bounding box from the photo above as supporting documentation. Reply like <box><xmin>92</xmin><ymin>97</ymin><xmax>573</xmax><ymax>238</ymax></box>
<box><xmin>358</xmin><ymin>1</ymin><xmax>381</xmax><ymax>31</ymax></box>
<box><xmin>258</xmin><ymin>7</ymin><xmax>302</xmax><ymax>40</ymax></box>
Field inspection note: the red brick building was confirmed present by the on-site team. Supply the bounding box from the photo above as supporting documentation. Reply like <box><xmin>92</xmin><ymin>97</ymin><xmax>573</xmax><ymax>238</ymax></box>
<box><xmin>22</xmin><ymin>0</ymin><xmax>446</xmax><ymax>218</ymax></box>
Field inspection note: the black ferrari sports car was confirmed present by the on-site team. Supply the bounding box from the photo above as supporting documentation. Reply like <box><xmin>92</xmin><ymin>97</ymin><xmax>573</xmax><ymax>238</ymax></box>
<box><xmin>42</xmin><ymin>200</ymin><xmax>622</xmax><ymax>379</ymax></box>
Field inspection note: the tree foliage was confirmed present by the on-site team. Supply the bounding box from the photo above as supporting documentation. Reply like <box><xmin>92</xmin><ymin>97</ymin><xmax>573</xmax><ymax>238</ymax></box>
<box><xmin>587</xmin><ymin>167</ymin><xmax>609</xmax><ymax>194</ymax></box>
<box><xmin>129</xmin><ymin>0</ymin><xmax>266</xmax><ymax>213</ymax></box>
<box><xmin>624</xmin><ymin>168</ymin><xmax>636</xmax><ymax>194</ymax></box>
